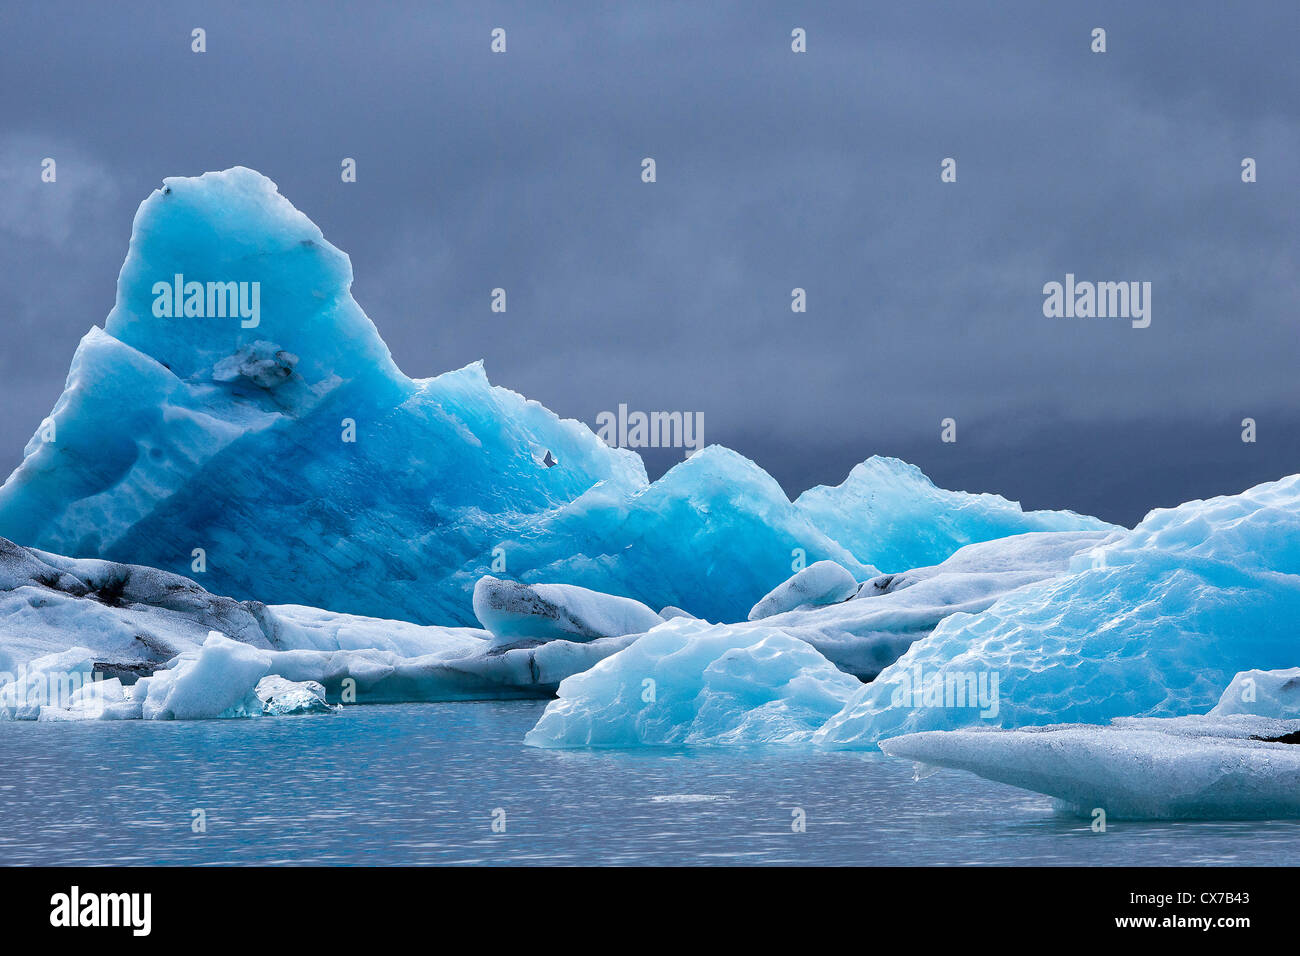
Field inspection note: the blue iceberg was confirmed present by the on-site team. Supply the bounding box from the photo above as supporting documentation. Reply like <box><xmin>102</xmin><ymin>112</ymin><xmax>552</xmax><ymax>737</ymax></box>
<box><xmin>522</xmin><ymin>528</ymin><xmax>1112</xmax><ymax>744</ymax></box>
<box><xmin>816</xmin><ymin>475</ymin><xmax>1300</xmax><ymax>747</ymax></box>
<box><xmin>524</xmin><ymin>617</ymin><xmax>863</xmax><ymax>748</ymax></box>
<box><xmin>0</xmin><ymin>167</ymin><xmax>1109</xmax><ymax>626</ymax></box>
<box><xmin>796</xmin><ymin>456</ymin><xmax>1114</xmax><ymax>573</ymax></box>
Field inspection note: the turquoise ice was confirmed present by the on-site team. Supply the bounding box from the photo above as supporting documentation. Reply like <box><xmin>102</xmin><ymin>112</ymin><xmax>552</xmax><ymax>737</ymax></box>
<box><xmin>816</xmin><ymin>474</ymin><xmax>1300</xmax><ymax>747</ymax></box>
<box><xmin>0</xmin><ymin>167</ymin><xmax>1111</xmax><ymax>626</ymax></box>
<box><xmin>796</xmin><ymin>456</ymin><xmax>1113</xmax><ymax>573</ymax></box>
<box><xmin>524</xmin><ymin>617</ymin><xmax>863</xmax><ymax>748</ymax></box>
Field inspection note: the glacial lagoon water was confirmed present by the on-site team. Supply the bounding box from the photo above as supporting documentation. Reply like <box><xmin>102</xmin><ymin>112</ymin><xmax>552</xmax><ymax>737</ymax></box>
<box><xmin>2</xmin><ymin>701</ymin><xmax>1295</xmax><ymax>866</ymax></box>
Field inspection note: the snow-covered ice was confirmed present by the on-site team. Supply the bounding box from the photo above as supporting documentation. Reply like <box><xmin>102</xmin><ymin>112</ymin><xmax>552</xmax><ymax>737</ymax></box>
<box><xmin>0</xmin><ymin>534</ymin><xmax>489</xmax><ymax>673</ymax></box>
<box><xmin>0</xmin><ymin>532</ymin><xmax>669</xmax><ymax>704</ymax></box>
<box><xmin>260</xmin><ymin>604</ymin><xmax>486</xmax><ymax>659</ymax></box>
<box><xmin>22</xmin><ymin>633</ymin><xmax>338</xmax><ymax>721</ymax></box>
<box><xmin>1</xmin><ymin>646</ymin><xmax>101</xmax><ymax>720</ymax></box>
<box><xmin>259</xmin><ymin>633</ymin><xmax>641</xmax><ymax>703</ymax></box>
<box><xmin>657</xmin><ymin>605</ymin><xmax>696</xmax><ymax>621</ymax></box>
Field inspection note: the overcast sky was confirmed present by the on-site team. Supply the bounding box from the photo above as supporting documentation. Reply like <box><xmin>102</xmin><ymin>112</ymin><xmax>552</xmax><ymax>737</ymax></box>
<box><xmin>1</xmin><ymin>0</ymin><xmax>1296</xmax><ymax>525</ymax></box>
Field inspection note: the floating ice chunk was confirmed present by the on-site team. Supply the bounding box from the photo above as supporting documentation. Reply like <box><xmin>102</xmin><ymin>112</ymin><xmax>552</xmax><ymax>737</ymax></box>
<box><xmin>139</xmin><ymin>633</ymin><xmax>271</xmax><ymax>720</ymax></box>
<box><xmin>37</xmin><ymin>678</ymin><xmax>143</xmax><ymax>721</ymax></box>
<box><xmin>816</xmin><ymin>475</ymin><xmax>1300</xmax><ymax>747</ymax></box>
<box><xmin>255</xmin><ymin>675</ymin><xmax>332</xmax><ymax>716</ymax></box>
<box><xmin>748</xmin><ymin>561</ymin><xmax>859</xmax><ymax>621</ymax></box>
<box><xmin>648</xmin><ymin>794</ymin><xmax>730</xmax><ymax>803</ymax></box>
<box><xmin>795</xmin><ymin>456</ymin><xmax>1116</xmax><ymax>573</ymax></box>
<box><xmin>524</xmin><ymin>618</ymin><xmax>862</xmax><ymax>748</ymax></box>
<box><xmin>880</xmin><ymin>715</ymin><xmax>1300</xmax><ymax>819</ymax></box>
<box><xmin>0</xmin><ymin>646</ymin><xmax>99</xmax><ymax>719</ymax></box>
<box><xmin>1209</xmin><ymin>668</ymin><xmax>1300</xmax><ymax>719</ymax></box>
<box><xmin>473</xmin><ymin>576</ymin><xmax>663</xmax><ymax>645</ymax></box>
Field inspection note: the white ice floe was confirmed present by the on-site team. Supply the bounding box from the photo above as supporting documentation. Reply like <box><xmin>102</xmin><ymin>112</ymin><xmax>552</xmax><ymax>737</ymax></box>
<box><xmin>255</xmin><ymin>675</ymin><xmax>333</xmax><ymax>716</ymax></box>
<box><xmin>880</xmin><ymin>714</ymin><xmax>1300</xmax><ymax>819</ymax></box>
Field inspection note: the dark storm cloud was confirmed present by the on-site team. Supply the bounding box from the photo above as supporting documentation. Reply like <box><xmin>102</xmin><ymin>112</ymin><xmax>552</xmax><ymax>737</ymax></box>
<box><xmin>0</xmin><ymin>0</ymin><xmax>1296</xmax><ymax>525</ymax></box>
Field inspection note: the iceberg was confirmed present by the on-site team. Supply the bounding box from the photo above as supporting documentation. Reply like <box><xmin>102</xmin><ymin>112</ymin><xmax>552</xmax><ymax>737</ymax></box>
<box><xmin>255</xmin><ymin>675</ymin><xmax>333</xmax><ymax>716</ymax></box>
<box><xmin>0</xmin><ymin>534</ymin><xmax>488</xmax><ymax>676</ymax></box>
<box><xmin>0</xmin><ymin>168</ymin><xmax>1110</xmax><ymax>626</ymax></box>
<box><xmin>520</xmin><ymin>529</ymin><xmax>1113</xmax><ymax>746</ymax></box>
<box><xmin>1209</xmin><ymin>668</ymin><xmax>1300</xmax><ymax>720</ymax></box>
<box><xmin>816</xmin><ymin>475</ymin><xmax>1300</xmax><ymax>748</ymax></box>
<box><xmin>479</xmin><ymin>444</ymin><xmax>878</xmax><ymax>623</ymax></box>
<box><xmin>745</xmin><ymin>529</ymin><xmax>1112</xmax><ymax>679</ymax></box>
<box><xmin>137</xmin><ymin>633</ymin><xmax>273</xmax><ymax>720</ymax></box>
<box><xmin>747</xmin><ymin>560</ymin><xmax>859</xmax><ymax>620</ymax></box>
<box><xmin>795</xmin><ymin>456</ymin><xmax>1115</xmax><ymax>573</ymax></box>
<box><xmin>524</xmin><ymin>617</ymin><xmax>863</xmax><ymax>748</ymax></box>
<box><xmin>880</xmin><ymin>715</ymin><xmax>1300</xmax><ymax>820</ymax></box>
<box><xmin>29</xmin><ymin>635</ymin><xmax>336</xmax><ymax>721</ymax></box>
<box><xmin>0</xmin><ymin>168</ymin><xmax>645</xmax><ymax>626</ymax></box>
<box><xmin>472</xmin><ymin>576</ymin><xmax>664</xmax><ymax>645</ymax></box>
<box><xmin>0</xmin><ymin>532</ymin><xmax>652</xmax><ymax>704</ymax></box>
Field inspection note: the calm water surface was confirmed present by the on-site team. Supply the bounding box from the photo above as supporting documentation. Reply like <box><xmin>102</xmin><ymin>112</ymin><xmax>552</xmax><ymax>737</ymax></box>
<box><xmin>2</xmin><ymin>702</ymin><xmax>1295</xmax><ymax>865</ymax></box>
